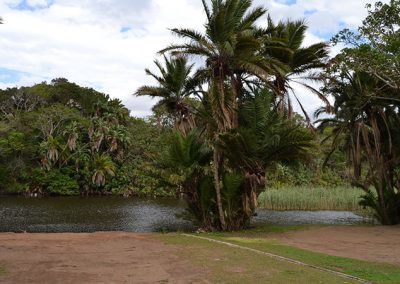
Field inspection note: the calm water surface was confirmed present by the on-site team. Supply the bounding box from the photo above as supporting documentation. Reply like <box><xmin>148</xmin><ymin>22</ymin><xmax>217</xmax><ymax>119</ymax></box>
<box><xmin>0</xmin><ymin>196</ymin><xmax>374</xmax><ymax>232</ymax></box>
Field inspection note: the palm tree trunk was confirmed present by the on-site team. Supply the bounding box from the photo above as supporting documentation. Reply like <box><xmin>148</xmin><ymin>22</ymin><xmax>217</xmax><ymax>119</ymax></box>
<box><xmin>212</xmin><ymin>148</ymin><xmax>226</xmax><ymax>230</ymax></box>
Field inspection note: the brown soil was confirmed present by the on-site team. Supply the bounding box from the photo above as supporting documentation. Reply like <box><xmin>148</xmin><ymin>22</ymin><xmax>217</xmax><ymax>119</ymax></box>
<box><xmin>0</xmin><ymin>232</ymin><xmax>208</xmax><ymax>284</ymax></box>
<box><xmin>1</xmin><ymin>227</ymin><xmax>399</xmax><ymax>283</ymax></box>
<box><xmin>272</xmin><ymin>225</ymin><xmax>400</xmax><ymax>266</ymax></box>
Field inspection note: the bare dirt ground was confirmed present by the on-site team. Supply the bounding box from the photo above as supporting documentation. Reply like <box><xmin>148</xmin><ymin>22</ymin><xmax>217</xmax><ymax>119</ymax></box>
<box><xmin>272</xmin><ymin>225</ymin><xmax>400</xmax><ymax>266</ymax></box>
<box><xmin>0</xmin><ymin>232</ymin><xmax>208</xmax><ymax>284</ymax></box>
<box><xmin>1</xmin><ymin>226</ymin><xmax>399</xmax><ymax>284</ymax></box>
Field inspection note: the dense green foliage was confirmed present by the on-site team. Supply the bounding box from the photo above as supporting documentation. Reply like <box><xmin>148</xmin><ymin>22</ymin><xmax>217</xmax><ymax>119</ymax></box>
<box><xmin>319</xmin><ymin>0</ymin><xmax>400</xmax><ymax>224</ymax></box>
<box><xmin>2</xmin><ymin>0</ymin><xmax>398</xmax><ymax>229</ymax></box>
<box><xmin>0</xmin><ymin>79</ymin><xmax>173</xmax><ymax>196</ymax></box>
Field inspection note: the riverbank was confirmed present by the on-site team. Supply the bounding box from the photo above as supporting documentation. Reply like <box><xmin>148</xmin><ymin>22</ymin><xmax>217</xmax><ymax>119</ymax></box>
<box><xmin>1</xmin><ymin>226</ymin><xmax>399</xmax><ymax>283</ymax></box>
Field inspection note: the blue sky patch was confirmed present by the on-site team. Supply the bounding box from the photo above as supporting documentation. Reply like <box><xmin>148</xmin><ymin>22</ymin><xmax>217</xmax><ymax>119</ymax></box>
<box><xmin>0</xmin><ymin>67</ymin><xmax>30</xmax><ymax>83</ymax></box>
<box><xmin>120</xmin><ymin>27</ymin><xmax>132</xmax><ymax>33</ymax></box>
<box><xmin>304</xmin><ymin>9</ymin><xmax>317</xmax><ymax>16</ymax></box>
<box><xmin>276</xmin><ymin>0</ymin><xmax>297</xmax><ymax>6</ymax></box>
<box><xmin>9</xmin><ymin>0</ymin><xmax>55</xmax><ymax>12</ymax></box>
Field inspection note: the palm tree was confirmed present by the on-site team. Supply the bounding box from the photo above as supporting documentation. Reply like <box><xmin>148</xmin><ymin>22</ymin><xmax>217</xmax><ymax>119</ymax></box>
<box><xmin>40</xmin><ymin>135</ymin><xmax>62</xmax><ymax>170</ymax></box>
<box><xmin>162</xmin><ymin>0</ymin><xmax>284</xmax><ymax>130</ymax></box>
<box><xmin>64</xmin><ymin>121</ymin><xmax>79</xmax><ymax>151</ymax></box>
<box><xmin>136</xmin><ymin>56</ymin><xmax>197</xmax><ymax>135</ymax></box>
<box><xmin>161</xmin><ymin>0</ymin><xmax>283</xmax><ymax>230</ymax></box>
<box><xmin>92</xmin><ymin>154</ymin><xmax>116</xmax><ymax>187</ymax></box>
<box><xmin>263</xmin><ymin>18</ymin><xmax>330</xmax><ymax>121</ymax></box>
<box><xmin>107</xmin><ymin>124</ymin><xmax>130</xmax><ymax>154</ymax></box>
<box><xmin>89</xmin><ymin>118</ymin><xmax>109</xmax><ymax>152</ymax></box>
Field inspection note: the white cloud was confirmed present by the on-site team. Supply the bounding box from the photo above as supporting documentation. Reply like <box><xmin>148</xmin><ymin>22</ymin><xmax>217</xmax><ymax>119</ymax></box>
<box><xmin>0</xmin><ymin>0</ymin><xmax>387</xmax><ymax>117</ymax></box>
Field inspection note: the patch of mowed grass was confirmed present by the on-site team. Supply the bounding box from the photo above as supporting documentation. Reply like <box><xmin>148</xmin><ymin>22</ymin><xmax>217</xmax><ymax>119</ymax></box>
<box><xmin>204</xmin><ymin>234</ymin><xmax>400</xmax><ymax>284</ymax></box>
<box><xmin>210</xmin><ymin>224</ymin><xmax>316</xmax><ymax>238</ymax></box>
<box><xmin>158</xmin><ymin>234</ymin><xmax>358</xmax><ymax>284</ymax></box>
<box><xmin>258</xmin><ymin>186</ymin><xmax>371</xmax><ymax>212</ymax></box>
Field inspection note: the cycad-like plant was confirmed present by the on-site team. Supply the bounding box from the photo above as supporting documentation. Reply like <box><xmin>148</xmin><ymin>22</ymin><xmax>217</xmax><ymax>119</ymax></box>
<box><xmin>215</xmin><ymin>89</ymin><xmax>314</xmax><ymax>227</ymax></box>
<box><xmin>168</xmin><ymin>130</ymin><xmax>215</xmax><ymax>227</ymax></box>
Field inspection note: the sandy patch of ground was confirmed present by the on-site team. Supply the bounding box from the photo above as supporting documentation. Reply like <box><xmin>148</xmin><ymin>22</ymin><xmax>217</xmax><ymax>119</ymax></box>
<box><xmin>0</xmin><ymin>232</ymin><xmax>207</xmax><ymax>284</ymax></box>
<box><xmin>272</xmin><ymin>226</ymin><xmax>400</xmax><ymax>266</ymax></box>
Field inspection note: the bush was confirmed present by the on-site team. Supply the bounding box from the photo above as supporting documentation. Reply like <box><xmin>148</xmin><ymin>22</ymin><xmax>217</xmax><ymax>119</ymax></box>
<box><xmin>266</xmin><ymin>162</ymin><xmax>350</xmax><ymax>188</ymax></box>
<box><xmin>34</xmin><ymin>168</ymin><xmax>79</xmax><ymax>195</ymax></box>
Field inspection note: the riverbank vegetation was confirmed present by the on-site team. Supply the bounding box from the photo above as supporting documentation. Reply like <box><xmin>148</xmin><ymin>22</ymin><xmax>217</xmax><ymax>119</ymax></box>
<box><xmin>0</xmin><ymin>79</ymin><xmax>174</xmax><ymax>197</ymax></box>
<box><xmin>258</xmin><ymin>186</ymin><xmax>368</xmax><ymax>212</ymax></box>
<box><xmin>0</xmin><ymin>0</ymin><xmax>399</xmax><ymax>229</ymax></box>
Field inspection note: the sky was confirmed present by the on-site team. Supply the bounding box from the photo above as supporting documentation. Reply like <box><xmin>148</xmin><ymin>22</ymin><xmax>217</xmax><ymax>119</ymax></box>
<box><xmin>0</xmin><ymin>0</ymin><xmax>381</xmax><ymax>117</ymax></box>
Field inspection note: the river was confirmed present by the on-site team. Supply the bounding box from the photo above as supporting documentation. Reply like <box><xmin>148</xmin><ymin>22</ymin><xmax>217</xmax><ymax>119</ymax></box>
<box><xmin>0</xmin><ymin>196</ymin><xmax>375</xmax><ymax>232</ymax></box>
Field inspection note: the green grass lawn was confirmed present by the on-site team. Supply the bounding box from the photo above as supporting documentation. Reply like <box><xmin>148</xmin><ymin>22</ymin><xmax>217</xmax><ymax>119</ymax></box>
<box><xmin>258</xmin><ymin>186</ymin><xmax>372</xmax><ymax>213</ymax></box>
<box><xmin>159</xmin><ymin>233</ymin><xmax>359</xmax><ymax>284</ymax></box>
<box><xmin>158</xmin><ymin>225</ymin><xmax>400</xmax><ymax>284</ymax></box>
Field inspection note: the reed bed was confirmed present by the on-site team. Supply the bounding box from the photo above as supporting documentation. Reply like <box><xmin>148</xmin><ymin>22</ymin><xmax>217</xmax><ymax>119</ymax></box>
<box><xmin>258</xmin><ymin>186</ymin><xmax>368</xmax><ymax>212</ymax></box>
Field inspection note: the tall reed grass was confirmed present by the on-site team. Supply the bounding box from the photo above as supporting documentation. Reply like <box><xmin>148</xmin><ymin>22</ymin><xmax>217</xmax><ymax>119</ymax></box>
<box><xmin>258</xmin><ymin>186</ymin><xmax>369</xmax><ymax>212</ymax></box>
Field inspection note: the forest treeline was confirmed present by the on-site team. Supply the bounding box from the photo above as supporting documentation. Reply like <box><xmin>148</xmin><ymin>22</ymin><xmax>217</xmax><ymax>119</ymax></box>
<box><xmin>0</xmin><ymin>78</ymin><xmax>347</xmax><ymax>197</ymax></box>
<box><xmin>0</xmin><ymin>0</ymin><xmax>399</xmax><ymax>229</ymax></box>
<box><xmin>0</xmin><ymin>79</ymin><xmax>176</xmax><ymax>197</ymax></box>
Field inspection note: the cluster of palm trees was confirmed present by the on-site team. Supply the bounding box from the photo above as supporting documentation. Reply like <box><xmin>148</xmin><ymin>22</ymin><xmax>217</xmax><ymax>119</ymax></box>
<box><xmin>137</xmin><ymin>0</ymin><xmax>328</xmax><ymax>230</ymax></box>
<box><xmin>37</xmin><ymin>97</ymin><xmax>131</xmax><ymax>194</ymax></box>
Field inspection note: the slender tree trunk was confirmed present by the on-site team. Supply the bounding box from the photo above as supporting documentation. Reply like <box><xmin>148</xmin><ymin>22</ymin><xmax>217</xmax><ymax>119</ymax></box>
<box><xmin>212</xmin><ymin>148</ymin><xmax>226</xmax><ymax>230</ymax></box>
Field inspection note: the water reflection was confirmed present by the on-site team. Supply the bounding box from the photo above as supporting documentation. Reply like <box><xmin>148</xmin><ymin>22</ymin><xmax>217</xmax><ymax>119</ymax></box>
<box><xmin>0</xmin><ymin>197</ymin><xmax>194</xmax><ymax>232</ymax></box>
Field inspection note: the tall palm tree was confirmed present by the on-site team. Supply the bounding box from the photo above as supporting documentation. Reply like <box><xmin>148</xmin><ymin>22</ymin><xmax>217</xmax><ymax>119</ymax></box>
<box><xmin>161</xmin><ymin>0</ymin><xmax>283</xmax><ymax>230</ymax></box>
<box><xmin>263</xmin><ymin>18</ymin><xmax>330</xmax><ymax>121</ymax></box>
<box><xmin>162</xmin><ymin>0</ymin><xmax>284</xmax><ymax>130</ymax></box>
<box><xmin>136</xmin><ymin>56</ymin><xmax>197</xmax><ymax>135</ymax></box>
